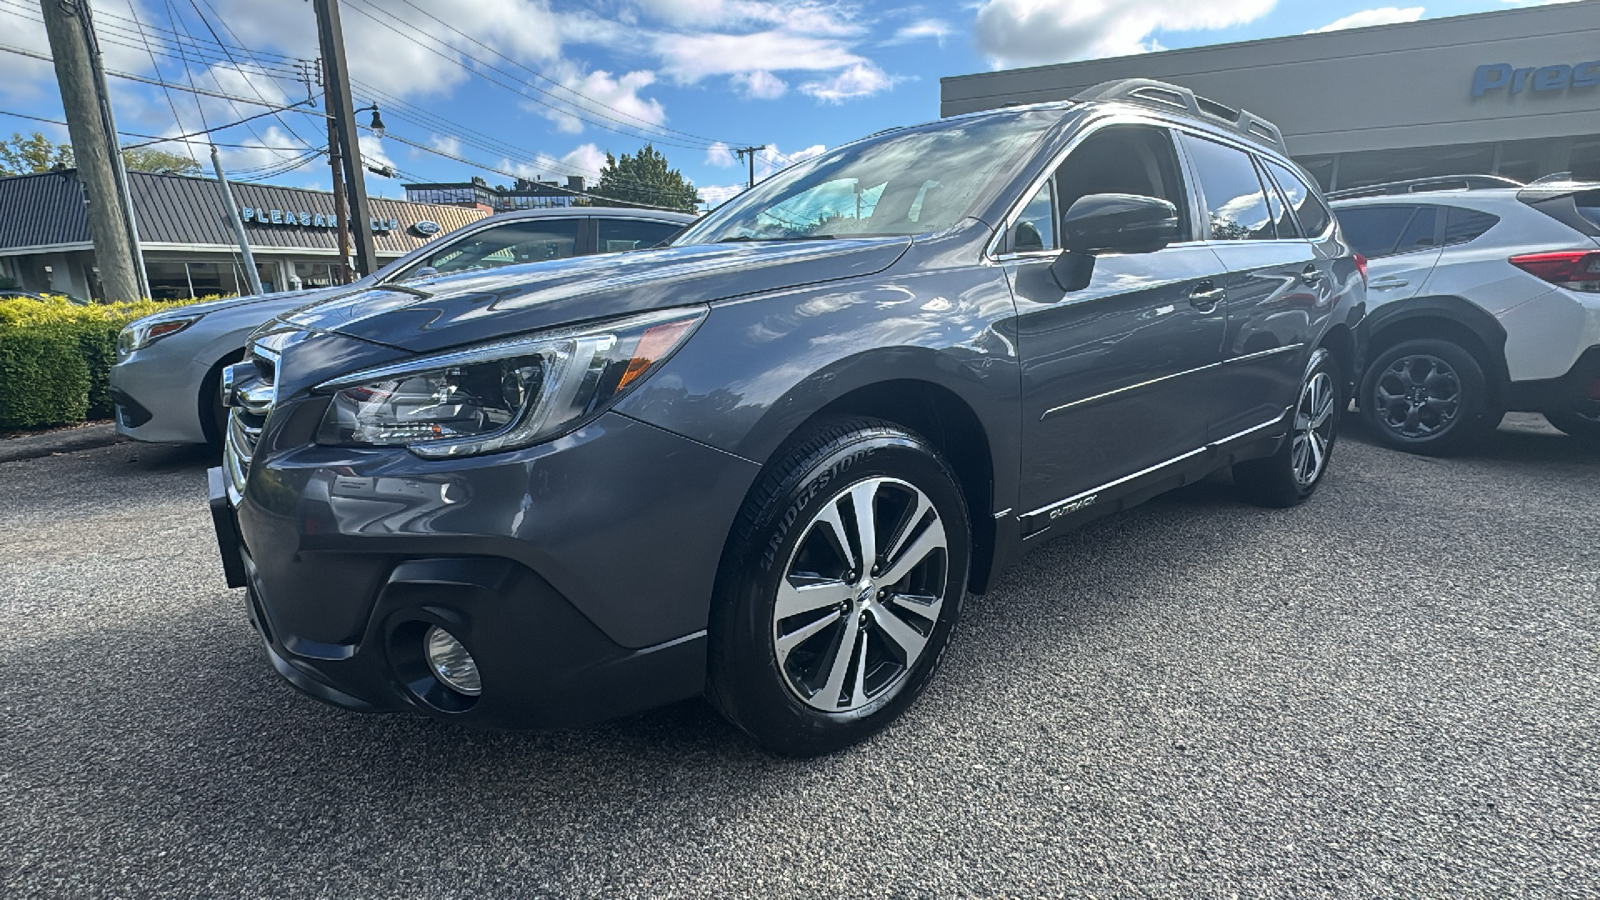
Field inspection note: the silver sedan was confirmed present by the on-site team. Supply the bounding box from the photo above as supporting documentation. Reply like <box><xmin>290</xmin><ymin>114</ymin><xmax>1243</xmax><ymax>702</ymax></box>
<box><xmin>110</xmin><ymin>207</ymin><xmax>692</xmax><ymax>446</ymax></box>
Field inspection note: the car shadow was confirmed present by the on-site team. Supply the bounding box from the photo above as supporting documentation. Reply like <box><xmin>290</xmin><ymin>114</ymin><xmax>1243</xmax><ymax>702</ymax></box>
<box><xmin>1341</xmin><ymin>411</ymin><xmax>1600</xmax><ymax>467</ymax></box>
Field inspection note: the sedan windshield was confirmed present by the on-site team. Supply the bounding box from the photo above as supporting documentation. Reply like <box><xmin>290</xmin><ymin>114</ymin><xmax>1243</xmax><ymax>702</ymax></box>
<box><xmin>676</xmin><ymin>112</ymin><xmax>1058</xmax><ymax>244</ymax></box>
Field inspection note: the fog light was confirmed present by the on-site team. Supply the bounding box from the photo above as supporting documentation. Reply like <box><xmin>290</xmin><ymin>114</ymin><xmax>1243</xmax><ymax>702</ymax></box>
<box><xmin>424</xmin><ymin>626</ymin><xmax>481</xmax><ymax>696</ymax></box>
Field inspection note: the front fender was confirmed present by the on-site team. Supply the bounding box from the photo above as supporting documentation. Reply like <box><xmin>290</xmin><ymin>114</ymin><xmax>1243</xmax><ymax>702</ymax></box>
<box><xmin>613</xmin><ymin>257</ymin><xmax>1021</xmax><ymax>508</ymax></box>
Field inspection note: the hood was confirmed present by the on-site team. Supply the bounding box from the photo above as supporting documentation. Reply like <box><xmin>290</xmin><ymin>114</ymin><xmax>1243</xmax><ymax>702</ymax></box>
<box><xmin>149</xmin><ymin>277</ymin><xmax>377</xmax><ymax>320</ymax></box>
<box><xmin>281</xmin><ymin>237</ymin><xmax>912</xmax><ymax>354</ymax></box>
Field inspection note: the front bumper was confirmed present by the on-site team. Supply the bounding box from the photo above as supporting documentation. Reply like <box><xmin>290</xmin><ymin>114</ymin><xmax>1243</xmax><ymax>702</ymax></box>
<box><xmin>1506</xmin><ymin>345</ymin><xmax>1600</xmax><ymax>415</ymax></box>
<box><xmin>212</xmin><ymin>411</ymin><xmax>761</xmax><ymax>728</ymax></box>
<box><xmin>110</xmin><ymin>350</ymin><xmax>212</xmax><ymax>444</ymax></box>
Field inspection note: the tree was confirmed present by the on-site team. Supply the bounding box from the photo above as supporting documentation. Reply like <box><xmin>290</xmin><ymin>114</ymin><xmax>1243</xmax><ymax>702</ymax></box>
<box><xmin>0</xmin><ymin>132</ymin><xmax>201</xmax><ymax>177</ymax></box>
<box><xmin>0</xmin><ymin>132</ymin><xmax>72</xmax><ymax>176</ymax></box>
<box><xmin>120</xmin><ymin>146</ymin><xmax>201</xmax><ymax>176</ymax></box>
<box><xmin>592</xmin><ymin>143</ymin><xmax>701</xmax><ymax>212</ymax></box>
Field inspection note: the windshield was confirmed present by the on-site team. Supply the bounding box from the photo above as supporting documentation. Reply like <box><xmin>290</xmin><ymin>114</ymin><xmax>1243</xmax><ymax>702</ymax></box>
<box><xmin>676</xmin><ymin>112</ymin><xmax>1057</xmax><ymax>245</ymax></box>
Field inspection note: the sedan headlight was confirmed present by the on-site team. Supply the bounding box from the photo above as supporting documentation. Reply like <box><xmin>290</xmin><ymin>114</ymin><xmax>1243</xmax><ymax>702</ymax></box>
<box><xmin>116</xmin><ymin>314</ymin><xmax>204</xmax><ymax>360</ymax></box>
<box><xmin>316</xmin><ymin>307</ymin><xmax>706</xmax><ymax>458</ymax></box>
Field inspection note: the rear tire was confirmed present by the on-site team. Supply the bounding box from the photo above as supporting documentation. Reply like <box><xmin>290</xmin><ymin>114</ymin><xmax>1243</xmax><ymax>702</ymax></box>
<box><xmin>1543</xmin><ymin>409</ymin><xmax>1600</xmax><ymax>440</ymax></box>
<box><xmin>1235</xmin><ymin>347</ymin><xmax>1340</xmax><ymax>508</ymax></box>
<box><xmin>707</xmin><ymin>417</ymin><xmax>971</xmax><ymax>757</ymax></box>
<box><xmin>1359</xmin><ymin>338</ymin><xmax>1498</xmax><ymax>456</ymax></box>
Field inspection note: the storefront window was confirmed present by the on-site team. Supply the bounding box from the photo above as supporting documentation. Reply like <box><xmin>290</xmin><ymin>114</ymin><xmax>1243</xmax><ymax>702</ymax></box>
<box><xmin>295</xmin><ymin>261</ymin><xmax>341</xmax><ymax>290</ymax></box>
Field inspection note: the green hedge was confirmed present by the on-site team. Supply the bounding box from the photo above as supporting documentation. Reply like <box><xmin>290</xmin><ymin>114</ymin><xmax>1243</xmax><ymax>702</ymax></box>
<box><xmin>0</xmin><ymin>295</ymin><xmax>205</xmax><ymax>430</ymax></box>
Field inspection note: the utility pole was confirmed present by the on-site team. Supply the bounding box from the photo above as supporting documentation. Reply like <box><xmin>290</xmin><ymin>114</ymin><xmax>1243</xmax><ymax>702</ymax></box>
<box><xmin>733</xmin><ymin>145</ymin><xmax>766</xmax><ymax>189</ymax></box>
<box><xmin>314</xmin><ymin>60</ymin><xmax>353</xmax><ymax>284</ymax></box>
<box><xmin>209</xmin><ymin>145</ymin><xmax>264</xmax><ymax>297</ymax></box>
<box><xmin>40</xmin><ymin>0</ymin><xmax>146</xmax><ymax>301</ymax></box>
<box><xmin>312</xmin><ymin>0</ymin><xmax>378</xmax><ymax>277</ymax></box>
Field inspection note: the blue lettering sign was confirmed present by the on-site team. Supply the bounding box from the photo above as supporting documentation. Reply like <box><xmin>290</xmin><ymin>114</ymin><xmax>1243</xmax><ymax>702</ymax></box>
<box><xmin>1475</xmin><ymin>59</ymin><xmax>1600</xmax><ymax>97</ymax></box>
<box><xmin>1472</xmin><ymin>63</ymin><xmax>1511</xmax><ymax>97</ymax></box>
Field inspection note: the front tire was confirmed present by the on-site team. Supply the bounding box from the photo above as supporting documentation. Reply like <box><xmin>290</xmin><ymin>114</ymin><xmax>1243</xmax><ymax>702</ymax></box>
<box><xmin>1359</xmin><ymin>338</ymin><xmax>1498</xmax><ymax>456</ymax></box>
<box><xmin>1544</xmin><ymin>409</ymin><xmax>1600</xmax><ymax>440</ymax></box>
<box><xmin>707</xmin><ymin>418</ymin><xmax>971</xmax><ymax>757</ymax></box>
<box><xmin>1235</xmin><ymin>347</ymin><xmax>1340</xmax><ymax>508</ymax></box>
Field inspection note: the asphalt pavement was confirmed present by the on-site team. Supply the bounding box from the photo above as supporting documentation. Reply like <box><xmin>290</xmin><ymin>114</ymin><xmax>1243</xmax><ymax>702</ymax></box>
<box><xmin>2</xmin><ymin>416</ymin><xmax>1597</xmax><ymax>898</ymax></box>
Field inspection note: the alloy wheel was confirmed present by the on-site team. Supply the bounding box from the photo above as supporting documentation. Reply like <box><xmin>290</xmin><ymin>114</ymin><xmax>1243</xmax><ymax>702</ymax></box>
<box><xmin>1374</xmin><ymin>354</ymin><xmax>1461</xmax><ymax>439</ymax></box>
<box><xmin>773</xmin><ymin>477</ymin><xmax>949</xmax><ymax>713</ymax></box>
<box><xmin>1293</xmin><ymin>368</ymin><xmax>1337</xmax><ymax>486</ymax></box>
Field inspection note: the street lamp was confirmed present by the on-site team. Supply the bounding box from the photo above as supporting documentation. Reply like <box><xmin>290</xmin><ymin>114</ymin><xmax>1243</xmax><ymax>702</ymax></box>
<box><xmin>354</xmin><ymin>104</ymin><xmax>385</xmax><ymax>137</ymax></box>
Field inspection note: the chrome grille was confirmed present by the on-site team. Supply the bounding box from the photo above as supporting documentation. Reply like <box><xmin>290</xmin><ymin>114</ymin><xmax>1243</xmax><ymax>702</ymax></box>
<box><xmin>223</xmin><ymin>343</ymin><xmax>280</xmax><ymax>503</ymax></box>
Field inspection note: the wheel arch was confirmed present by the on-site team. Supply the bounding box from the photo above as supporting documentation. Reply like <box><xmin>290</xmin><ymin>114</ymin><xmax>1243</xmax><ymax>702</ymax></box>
<box><xmin>1317</xmin><ymin>322</ymin><xmax>1357</xmax><ymax>395</ymax></box>
<box><xmin>1361</xmin><ymin>296</ymin><xmax>1510</xmax><ymax>406</ymax></box>
<box><xmin>197</xmin><ymin>346</ymin><xmax>246</xmax><ymax>446</ymax></box>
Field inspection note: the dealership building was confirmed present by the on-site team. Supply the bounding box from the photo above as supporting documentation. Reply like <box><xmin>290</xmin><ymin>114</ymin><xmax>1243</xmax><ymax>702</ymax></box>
<box><xmin>0</xmin><ymin>169</ymin><xmax>488</xmax><ymax>301</ymax></box>
<box><xmin>941</xmin><ymin>0</ymin><xmax>1600</xmax><ymax>191</ymax></box>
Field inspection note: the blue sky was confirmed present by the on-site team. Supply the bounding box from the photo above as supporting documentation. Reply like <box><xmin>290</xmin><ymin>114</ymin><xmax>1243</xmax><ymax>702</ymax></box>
<box><xmin>0</xmin><ymin>0</ymin><xmax>1567</xmax><ymax>208</ymax></box>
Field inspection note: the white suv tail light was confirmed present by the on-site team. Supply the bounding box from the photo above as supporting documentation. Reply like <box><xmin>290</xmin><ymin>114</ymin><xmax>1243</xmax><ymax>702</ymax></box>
<box><xmin>1508</xmin><ymin>250</ymin><xmax>1600</xmax><ymax>293</ymax></box>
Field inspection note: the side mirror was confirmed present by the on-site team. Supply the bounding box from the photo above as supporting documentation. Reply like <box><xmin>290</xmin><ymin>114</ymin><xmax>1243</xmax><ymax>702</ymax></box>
<box><xmin>1060</xmin><ymin>193</ymin><xmax>1180</xmax><ymax>255</ymax></box>
<box><xmin>413</xmin><ymin>266</ymin><xmax>439</xmax><ymax>279</ymax></box>
<box><xmin>1052</xmin><ymin>193</ymin><xmax>1180</xmax><ymax>291</ymax></box>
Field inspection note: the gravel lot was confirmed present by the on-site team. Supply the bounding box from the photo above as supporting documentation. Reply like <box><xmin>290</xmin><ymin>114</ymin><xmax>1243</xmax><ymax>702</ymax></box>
<box><xmin>2</xmin><ymin>416</ymin><xmax>1597</xmax><ymax>898</ymax></box>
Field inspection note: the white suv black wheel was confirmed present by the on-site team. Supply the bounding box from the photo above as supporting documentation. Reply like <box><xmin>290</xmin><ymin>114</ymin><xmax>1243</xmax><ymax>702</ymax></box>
<box><xmin>708</xmin><ymin>417</ymin><xmax>970</xmax><ymax>757</ymax></box>
<box><xmin>1359</xmin><ymin>338</ymin><xmax>1498</xmax><ymax>456</ymax></box>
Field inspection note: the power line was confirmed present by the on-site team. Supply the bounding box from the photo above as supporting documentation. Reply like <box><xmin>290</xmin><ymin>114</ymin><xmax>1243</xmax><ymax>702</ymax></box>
<box><xmin>120</xmin><ymin>0</ymin><xmax>196</xmax><ymax>164</ymax></box>
<box><xmin>339</xmin><ymin>0</ymin><xmax>724</xmax><ymax>153</ymax></box>
<box><xmin>390</xmin><ymin>0</ymin><xmax>744</xmax><ymax>148</ymax></box>
<box><xmin>185</xmin><ymin>0</ymin><xmax>312</xmax><ymax>148</ymax></box>
<box><xmin>0</xmin><ymin>106</ymin><xmax>314</xmax><ymax>151</ymax></box>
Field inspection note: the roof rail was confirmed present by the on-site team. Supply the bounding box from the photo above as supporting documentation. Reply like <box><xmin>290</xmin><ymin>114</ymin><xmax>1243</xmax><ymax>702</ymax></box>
<box><xmin>1326</xmin><ymin>174</ymin><xmax>1523</xmax><ymax>200</ymax></box>
<box><xmin>1071</xmin><ymin>78</ymin><xmax>1285</xmax><ymax>149</ymax></box>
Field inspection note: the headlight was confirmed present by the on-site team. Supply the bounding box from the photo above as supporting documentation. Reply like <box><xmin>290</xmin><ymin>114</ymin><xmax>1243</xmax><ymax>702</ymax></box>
<box><xmin>316</xmin><ymin>307</ymin><xmax>706</xmax><ymax>458</ymax></box>
<box><xmin>116</xmin><ymin>314</ymin><xmax>203</xmax><ymax>359</ymax></box>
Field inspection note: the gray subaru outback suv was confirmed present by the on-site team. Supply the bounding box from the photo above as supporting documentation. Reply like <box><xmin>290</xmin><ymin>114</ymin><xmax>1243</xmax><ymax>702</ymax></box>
<box><xmin>210</xmin><ymin>79</ymin><xmax>1366</xmax><ymax>756</ymax></box>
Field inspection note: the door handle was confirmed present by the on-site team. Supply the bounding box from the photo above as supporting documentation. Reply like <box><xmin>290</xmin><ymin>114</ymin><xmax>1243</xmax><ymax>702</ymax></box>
<box><xmin>1370</xmin><ymin>277</ymin><xmax>1409</xmax><ymax>290</ymax></box>
<box><xmin>1189</xmin><ymin>281</ymin><xmax>1225</xmax><ymax>312</ymax></box>
<box><xmin>1300</xmin><ymin>264</ymin><xmax>1323</xmax><ymax>285</ymax></box>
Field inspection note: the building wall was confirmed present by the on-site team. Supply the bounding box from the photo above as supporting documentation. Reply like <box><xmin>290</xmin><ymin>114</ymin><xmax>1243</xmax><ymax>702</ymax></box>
<box><xmin>941</xmin><ymin>0</ymin><xmax>1600</xmax><ymax>178</ymax></box>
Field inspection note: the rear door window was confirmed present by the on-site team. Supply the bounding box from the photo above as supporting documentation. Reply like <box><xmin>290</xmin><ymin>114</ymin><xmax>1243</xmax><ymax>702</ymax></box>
<box><xmin>597</xmin><ymin>218</ymin><xmax>683</xmax><ymax>253</ymax></box>
<box><xmin>1181</xmin><ymin>135</ymin><xmax>1275</xmax><ymax>241</ymax></box>
<box><xmin>1336</xmin><ymin>206</ymin><xmax>1413</xmax><ymax>257</ymax></box>
<box><xmin>1263</xmin><ymin>159</ymin><xmax>1334</xmax><ymax>237</ymax></box>
<box><xmin>1258</xmin><ymin>158</ymin><xmax>1300</xmax><ymax>238</ymax></box>
<box><xmin>1442</xmin><ymin>208</ymin><xmax>1500</xmax><ymax>247</ymax></box>
<box><xmin>1393</xmin><ymin>207</ymin><xmax>1440</xmax><ymax>254</ymax></box>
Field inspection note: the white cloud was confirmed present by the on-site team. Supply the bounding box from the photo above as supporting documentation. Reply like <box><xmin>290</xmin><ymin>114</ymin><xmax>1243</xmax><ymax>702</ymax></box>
<box><xmin>705</xmin><ymin>141</ymin><xmax>736</xmax><ymax>167</ymax></box>
<box><xmin>357</xmin><ymin>133</ymin><xmax>396</xmax><ymax>174</ymax></box>
<box><xmin>655</xmin><ymin>31</ymin><xmax>863</xmax><ymax>82</ymax></box>
<box><xmin>428</xmin><ymin>134</ymin><xmax>463</xmax><ymax>158</ymax></box>
<box><xmin>631</xmin><ymin>0</ymin><xmax>861</xmax><ymax>35</ymax></box>
<box><xmin>799</xmin><ymin>63</ymin><xmax>894</xmax><ymax>102</ymax></box>
<box><xmin>532</xmin><ymin>66</ymin><xmax>666</xmax><ymax>135</ymax></box>
<box><xmin>1308</xmin><ymin>6</ymin><xmax>1425</xmax><ymax>32</ymax></box>
<box><xmin>700</xmin><ymin>183</ymin><xmax>745</xmax><ymax>208</ymax></box>
<box><xmin>561</xmin><ymin>142</ymin><xmax>607</xmax><ymax>176</ymax></box>
<box><xmin>974</xmin><ymin>0</ymin><xmax>1277</xmax><ymax>68</ymax></box>
<box><xmin>756</xmin><ymin>142</ymin><xmax>826</xmax><ymax>179</ymax></box>
<box><xmin>885</xmin><ymin>18</ymin><xmax>951</xmax><ymax>46</ymax></box>
<box><xmin>731</xmin><ymin>70</ymin><xmax>789</xmax><ymax>99</ymax></box>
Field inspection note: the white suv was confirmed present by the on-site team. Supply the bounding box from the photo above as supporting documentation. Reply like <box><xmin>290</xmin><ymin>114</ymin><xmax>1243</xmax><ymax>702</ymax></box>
<box><xmin>1331</xmin><ymin>179</ymin><xmax>1600</xmax><ymax>453</ymax></box>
